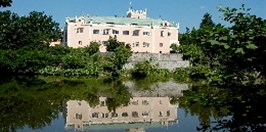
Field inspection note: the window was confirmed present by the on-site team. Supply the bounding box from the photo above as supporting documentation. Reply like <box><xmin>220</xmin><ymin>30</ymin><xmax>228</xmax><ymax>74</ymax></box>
<box><xmin>76</xmin><ymin>113</ymin><xmax>82</xmax><ymax>120</ymax></box>
<box><xmin>112</xmin><ymin>30</ymin><xmax>119</xmax><ymax>34</ymax></box>
<box><xmin>93</xmin><ymin>29</ymin><xmax>99</xmax><ymax>34</ymax></box>
<box><xmin>123</xmin><ymin>30</ymin><xmax>129</xmax><ymax>35</ymax></box>
<box><xmin>100</xmin><ymin>101</ymin><xmax>105</xmax><ymax>106</ymax></box>
<box><xmin>159</xmin><ymin>43</ymin><xmax>163</xmax><ymax>47</ymax></box>
<box><xmin>103</xmin><ymin>29</ymin><xmax>109</xmax><ymax>35</ymax></box>
<box><xmin>168</xmin><ymin>32</ymin><xmax>171</xmax><ymax>36</ymax></box>
<box><xmin>122</xmin><ymin>112</ymin><xmax>128</xmax><ymax>117</ymax></box>
<box><xmin>77</xmin><ymin>28</ymin><xmax>84</xmax><ymax>33</ymax></box>
<box><xmin>143</xmin><ymin>42</ymin><xmax>150</xmax><ymax>48</ymax></box>
<box><xmin>78</xmin><ymin>41</ymin><xmax>82</xmax><ymax>45</ymax></box>
<box><xmin>135</xmin><ymin>42</ymin><xmax>139</xmax><ymax>47</ymax></box>
<box><xmin>92</xmin><ymin>112</ymin><xmax>99</xmax><ymax>118</ymax></box>
<box><xmin>143</xmin><ymin>31</ymin><xmax>150</xmax><ymax>36</ymax></box>
<box><xmin>100</xmin><ymin>113</ymin><xmax>105</xmax><ymax>118</ymax></box>
<box><xmin>142</xmin><ymin>112</ymin><xmax>149</xmax><ymax>116</ymax></box>
<box><xmin>102</xmin><ymin>41</ymin><xmax>108</xmax><ymax>46</ymax></box>
<box><xmin>167</xmin><ymin>110</ymin><xmax>170</xmax><ymax>117</ymax></box>
<box><xmin>111</xmin><ymin>112</ymin><xmax>118</xmax><ymax>117</ymax></box>
<box><xmin>132</xmin><ymin>111</ymin><xmax>139</xmax><ymax>118</ymax></box>
<box><xmin>133</xmin><ymin>30</ymin><xmax>140</xmax><ymax>36</ymax></box>
<box><xmin>105</xmin><ymin>113</ymin><xmax>109</xmax><ymax>118</ymax></box>
<box><xmin>142</xmin><ymin>100</ymin><xmax>149</xmax><ymax>105</ymax></box>
<box><xmin>132</xmin><ymin>100</ymin><xmax>138</xmax><ymax>105</ymax></box>
<box><xmin>159</xmin><ymin>111</ymin><xmax>163</xmax><ymax>117</ymax></box>
<box><xmin>160</xmin><ymin>31</ymin><xmax>164</xmax><ymax>37</ymax></box>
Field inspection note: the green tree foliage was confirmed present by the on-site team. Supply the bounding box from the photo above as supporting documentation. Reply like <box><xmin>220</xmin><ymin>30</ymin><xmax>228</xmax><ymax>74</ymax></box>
<box><xmin>0</xmin><ymin>0</ymin><xmax>12</xmax><ymax>7</ymax></box>
<box><xmin>0</xmin><ymin>49</ymin><xmax>50</xmax><ymax>81</ymax></box>
<box><xmin>179</xmin><ymin>84</ymin><xmax>266</xmax><ymax>131</ymax></box>
<box><xmin>215</xmin><ymin>5</ymin><xmax>266</xmax><ymax>84</ymax></box>
<box><xmin>0</xmin><ymin>11</ymin><xmax>61</xmax><ymax>80</ymax></box>
<box><xmin>200</xmin><ymin>13</ymin><xmax>215</xmax><ymax>28</ymax></box>
<box><xmin>178</xmin><ymin>5</ymin><xmax>266</xmax><ymax>85</ymax></box>
<box><xmin>106</xmin><ymin>36</ymin><xmax>122</xmax><ymax>52</ymax></box>
<box><xmin>86</xmin><ymin>41</ymin><xmax>100</xmax><ymax>56</ymax></box>
<box><xmin>103</xmin><ymin>38</ymin><xmax>132</xmax><ymax>79</ymax></box>
<box><xmin>170</xmin><ymin>43</ymin><xmax>178</xmax><ymax>53</ymax></box>
<box><xmin>0</xmin><ymin>11</ymin><xmax>61</xmax><ymax>50</ymax></box>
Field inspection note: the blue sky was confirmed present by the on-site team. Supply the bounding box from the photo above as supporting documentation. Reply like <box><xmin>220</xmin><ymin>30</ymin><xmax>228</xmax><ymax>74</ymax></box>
<box><xmin>1</xmin><ymin>0</ymin><xmax>265</xmax><ymax>33</ymax></box>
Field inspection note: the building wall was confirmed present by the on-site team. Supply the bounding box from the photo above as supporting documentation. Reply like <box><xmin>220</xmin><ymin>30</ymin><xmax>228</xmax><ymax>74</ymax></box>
<box><xmin>124</xmin><ymin>53</ymin><xmax>190</xmax><ymax>71</ymax></box>
<box><xmin>65</xmin><ymin>97</ymin><xmax>178</xmax><ymax>130</ymax></box>
<box><xmin>66</xmin><ymin>22</ymin><xmax>178</xmax><ymax>53</ymax></box>
<box><xmin>64</xmin><ymin>9</ymin><xmax>179</xmax><ymax>53</ymax></box>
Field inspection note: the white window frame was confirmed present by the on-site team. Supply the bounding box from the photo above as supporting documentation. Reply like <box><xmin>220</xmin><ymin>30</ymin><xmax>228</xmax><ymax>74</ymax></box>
<box><xmin>103</xmin><ymin>29</ymin><xmax>109</xmax><ymax>35</ymax></box>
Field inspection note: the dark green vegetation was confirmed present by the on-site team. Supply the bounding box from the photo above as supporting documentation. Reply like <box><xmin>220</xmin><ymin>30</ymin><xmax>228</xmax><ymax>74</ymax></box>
<box><xmin>0</xmin><ymin>0</ymin><xmax>12</xmax><ymax>7</ymax></box>
<box><xmin>178</xmin><ymin>84</ymin><xmax>266</xmax><ymax>131</ymax></box>
<box><xmin>0</xmin><ymin>10</ymin><xmax>132</xmax><ymax>81</ymax></box>
<box><xmin>174</xmin><ymin>5</ymin><xmax>266</xmax><ymax>131</ymax></box>
<box><xmin>0</xmin><ymin>10</ymin><xmax>60</xmax><ymax>80</ymax></box>
<box><xmin>0</xmin><ymin>3</ymin><xmax>266</xmax><ymax>132</ymax></box>
<box><xmin>0</xmin><ymin>78</ymin><xmax>133</xmax><ymax>132</ymax></box>
<box><xmin>173</xmin><ymin>5</ymin><xmax>266</xmax><ymax>86</ymax></box>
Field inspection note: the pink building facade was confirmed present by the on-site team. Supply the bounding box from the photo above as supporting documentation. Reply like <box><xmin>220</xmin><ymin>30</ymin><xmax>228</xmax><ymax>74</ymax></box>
<box><xmin>63</xmin><ymin>8</ymin><xmax>179</xmax><ymax>53</ymax></box>
<box><xmin>64</xmin><ymin>97</ymin><xmax>178</xmax><ymax>131</ymax></box>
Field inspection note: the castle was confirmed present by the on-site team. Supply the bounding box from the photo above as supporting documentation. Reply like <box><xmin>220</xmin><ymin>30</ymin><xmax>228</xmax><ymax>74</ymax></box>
<box><xmin>63</xmin><ymin>7</ymin><xmax>179</xmax><ymax>53</ymax></box>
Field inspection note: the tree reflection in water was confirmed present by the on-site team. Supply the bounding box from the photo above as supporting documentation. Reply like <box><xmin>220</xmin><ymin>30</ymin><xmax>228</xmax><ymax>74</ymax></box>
<box><xmin>0</xmin><ymin>79</ymin><xmax>132</xmax><ymax>132</ymax></box>
<box><xmin>179</xmin><ymin>84</ymin><xmax>266</xmax><ymax>131</ymax></box>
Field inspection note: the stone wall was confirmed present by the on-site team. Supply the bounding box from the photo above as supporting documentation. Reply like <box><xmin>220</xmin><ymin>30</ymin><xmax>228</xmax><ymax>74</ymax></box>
<box><xmin>124</xmin><ymin>53</ymin><xmax>190</xmax><ymax>71</ymax></box>
<box><xmin>124</xmin><ymin>80</ymin><xmax>189</xmax><ymax>97</ymax></box>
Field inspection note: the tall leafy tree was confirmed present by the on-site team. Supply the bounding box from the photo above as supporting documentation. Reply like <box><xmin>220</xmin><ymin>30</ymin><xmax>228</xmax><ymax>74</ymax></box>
<box><xmin>0</xmin><ymin>11</ymin><xmax>61</xmax><ymax>80</ymax></box>
<box><xmin>86</xmin><ymin>41</ymin><xmax>100</xmax><ymax>56</ymax></box>
<box><xmin>0</xmin><ymin>11</ymin><xmax>61</xmax><ymax>50</ymax></box>
<box><xmin>106</xmin><ymin>36</ymin><xmax>122</xmax><ymax>52</ymax></box>
<box><xmin>178</xmin><ymin>5</ymin><xmax>266</xmax><ymax>85</ymax></box>
<box><xmin>0</xmin><ymin>0</ymin><xmax>12</xmax><ymax>7</ymax></box>
<box><xmin>200</xmin><ymin>13</ymin><xmax>215</xmax><ymax>28</ymax></box>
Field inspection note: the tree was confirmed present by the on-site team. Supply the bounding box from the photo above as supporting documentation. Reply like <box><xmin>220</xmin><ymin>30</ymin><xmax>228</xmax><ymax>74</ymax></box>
<box><xmin>212</xmin><ymin>5</ymin><xmax>266</xmax><ymax>84</ymax></box>
<box><xmin>178</xmin><ymin>5</ymin><xmax>266</xmax><ymax>85</ymax></box>
<box><xmin>0</xmin><ymin>11</ymin><xmax>61</xmax><ymax>80</ymax></box>
<box><xmin>0</xmin><ymin>0</ymin><xmax>12</xmax><ymax>7</ymax></box>
<box><xmin>0</xmin><ymin>11</ymin><xmax>61</xmax><ymax>50</ymax></box>
<box><xmin>103</xmin><ymin>37</ymin><xmax>132</xmax><ymax>79</ymax></box>
<box><xmin>106</xmin><ymin>36</ymin><xmax>122</xmax><ymax>52</ymax></box>
<box><xmin>200</xmin><ymin>13</ymin><xmax>215</xmax><ymax>28</ymax></box>
<box><xmin>170</xmin><ymin>43</ymin><xmax>178</xmax><ymax>53</ymax></box>
<box><xmin>86</xmin><ymin>41</ymin><xmax>100</xmax><ymax>55</ymax></box>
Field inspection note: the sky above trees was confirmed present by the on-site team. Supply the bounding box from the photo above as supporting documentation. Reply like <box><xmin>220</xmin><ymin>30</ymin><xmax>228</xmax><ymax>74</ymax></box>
<box><xmin>1</xmin><ymin>0</ymin><xmax>265</xmax><ymax>33</ymax></box>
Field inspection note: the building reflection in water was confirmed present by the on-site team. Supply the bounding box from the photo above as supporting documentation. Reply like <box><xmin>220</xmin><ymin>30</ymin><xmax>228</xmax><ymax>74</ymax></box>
<box><xmin>63</xmin><ymin>96</ymin><xmax>178</xmax><ymax>131</ymax></box>
<box><xmin>63</xmin><ymin>81</ymin><xmax>188</xmax><ymax>131</ymax></box>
